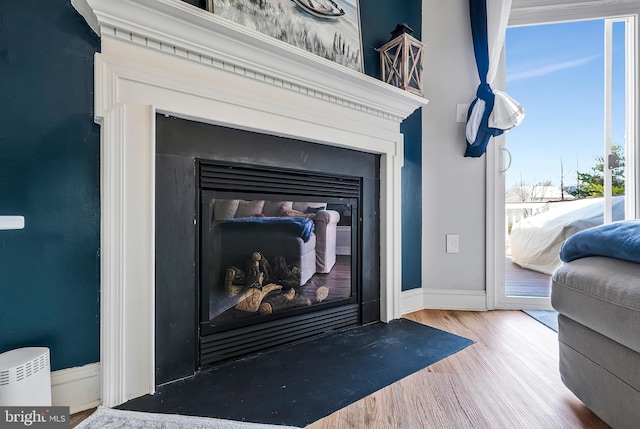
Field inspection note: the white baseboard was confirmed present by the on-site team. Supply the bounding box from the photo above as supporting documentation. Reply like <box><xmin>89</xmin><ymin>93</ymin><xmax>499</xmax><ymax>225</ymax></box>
<box><xmin>51</xmin><ymin>362</ymin><xmax>100</xmax><ymax>414</ymax></box>
<box><xmin>400</xmin><ymin>288</ymin><xmax>425</xmax><ymax>314</ymax></box>
<box><xmin>401</xmin><ymin>288</ymin><xmax>487</xmax><ymax>315</ymax></box>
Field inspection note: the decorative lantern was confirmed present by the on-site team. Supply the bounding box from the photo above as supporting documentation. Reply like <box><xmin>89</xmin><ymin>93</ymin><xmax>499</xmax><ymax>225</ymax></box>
<box><xmin>377</xmin><ymin>24</ymin><xmax>424</xmax><ymax>97</ymax></box>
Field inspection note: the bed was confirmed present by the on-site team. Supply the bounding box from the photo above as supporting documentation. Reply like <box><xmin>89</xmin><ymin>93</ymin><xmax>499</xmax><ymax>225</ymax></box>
<box><xmin>551</xmin><ymin>220</ymin><xmax>640</xmax><ymax>428</ymax></box>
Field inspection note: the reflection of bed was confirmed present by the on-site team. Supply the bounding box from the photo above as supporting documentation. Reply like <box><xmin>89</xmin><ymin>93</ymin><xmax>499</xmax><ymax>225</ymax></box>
<box><xmin>551</xmin><ymin>221</ymin><xmax>640</xmax><ymax>428</ymax></box>
<box><xmin>511</xmin><ymin>196</ymin><xmax>624</xmax><ymax>274</ymax></box>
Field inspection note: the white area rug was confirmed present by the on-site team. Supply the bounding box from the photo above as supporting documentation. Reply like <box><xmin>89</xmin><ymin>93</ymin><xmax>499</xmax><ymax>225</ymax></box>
<box><xmin>76</xmin><ymin>406</ymin><xmax>301</xmax><ymax>429</ymax></box>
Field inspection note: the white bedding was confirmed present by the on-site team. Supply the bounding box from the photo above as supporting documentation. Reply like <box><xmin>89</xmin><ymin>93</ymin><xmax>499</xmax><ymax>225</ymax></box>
<box><xmin>510</xmin><ymin>196</ymin><xmax>625</xmax><ymax>275</ymax></box>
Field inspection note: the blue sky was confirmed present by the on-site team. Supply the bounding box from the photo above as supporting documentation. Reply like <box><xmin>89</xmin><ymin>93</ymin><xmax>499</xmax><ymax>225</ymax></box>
<box><xmin>505</xmin><ymin>19</ymin><xmax>627</xmax><ymax>189</ymax></box>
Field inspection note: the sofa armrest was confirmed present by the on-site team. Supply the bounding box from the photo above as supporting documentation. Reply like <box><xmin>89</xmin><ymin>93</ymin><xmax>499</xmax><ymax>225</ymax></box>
<box><xmin>313</xmin><ymin>209</ymin><xmax>340</xmax><ymax>226</ymax></box>
<box><xmin>313</xmin><ymin>210</ymin><xmax>340</xmax><ymax>273</ymax></box>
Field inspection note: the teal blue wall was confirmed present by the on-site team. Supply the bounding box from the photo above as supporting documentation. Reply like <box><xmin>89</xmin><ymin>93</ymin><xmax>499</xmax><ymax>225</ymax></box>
<box><xmin>0</xmin><ymin>1</ymin><xmax>101</xmax><ymax>370</ymax></box>
<box><xmin>360</xmin><ymin>1</ymin><xmax>423</xmax><ymax>291</ymax></box>
<box><xmin>0</xmin><ymin>0</ymin><xmax>422</xmax><ymax>372</ymax></box>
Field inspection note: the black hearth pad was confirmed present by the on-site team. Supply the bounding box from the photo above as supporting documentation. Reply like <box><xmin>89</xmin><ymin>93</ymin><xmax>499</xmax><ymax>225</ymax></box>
<box><xmin>118</xmin><ymin>318</ymin><xmax>474</xmax><ymax>427</ymax></box>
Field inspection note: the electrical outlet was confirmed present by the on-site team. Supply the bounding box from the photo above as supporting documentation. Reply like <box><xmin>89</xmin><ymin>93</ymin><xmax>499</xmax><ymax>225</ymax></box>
<box><xmin>456</xmin><ymin>104</ymin><xmax>470</xmax><ymax>123</ymax></box>
<box><xmin>446</xmin><ymin>234</ymin><xmax>459</xmax><ymax>253</ymax></box>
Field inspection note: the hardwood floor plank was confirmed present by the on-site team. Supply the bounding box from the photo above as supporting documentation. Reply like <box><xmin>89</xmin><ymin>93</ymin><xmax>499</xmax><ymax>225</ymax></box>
<box><xmin>404</xmin><ymin>310</ymin><xmax>608</xmax><ymax>428</ymax></box>
<box><xmin>69</xmin><ymin>408</ymin><xmax>95</xmax><ymax>427</ymax></box>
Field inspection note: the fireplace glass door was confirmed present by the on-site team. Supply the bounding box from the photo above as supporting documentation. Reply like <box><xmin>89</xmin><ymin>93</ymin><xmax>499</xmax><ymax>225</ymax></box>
<box><xmin>201</xmin><ymin>193</ymin><xmax>357</xmax><ymax>330</ymax></box>
<box><xmin>198</xmin><ymin>161</ymin><xmax>361</xmax><ymax>360</ymax></box>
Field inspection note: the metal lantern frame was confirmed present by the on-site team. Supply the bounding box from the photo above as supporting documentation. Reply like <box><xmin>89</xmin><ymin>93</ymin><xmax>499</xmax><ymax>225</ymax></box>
<box><xmin>377</xmin><ymin>24</ymin><xmax>424</xmax><ymax>97</ymax></box>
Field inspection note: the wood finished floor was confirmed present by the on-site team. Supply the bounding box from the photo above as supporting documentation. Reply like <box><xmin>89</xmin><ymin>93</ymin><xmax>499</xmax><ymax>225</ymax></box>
<box><xmin>71</xmin><ymin>309</ymin><xmax>609</xmax><ymax>428</ymax></box>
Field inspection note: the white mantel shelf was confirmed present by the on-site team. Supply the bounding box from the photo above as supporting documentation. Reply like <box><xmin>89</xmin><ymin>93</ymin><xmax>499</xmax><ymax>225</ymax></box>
<box><xmin>72</xmin><ymin>0</ymin><xmax>427</xmax><ymax>409</ymax></box>
<box><xmin>72</xmin><ymin>0</ymin><xmax>427</xmax><ymax>122</ymax></box>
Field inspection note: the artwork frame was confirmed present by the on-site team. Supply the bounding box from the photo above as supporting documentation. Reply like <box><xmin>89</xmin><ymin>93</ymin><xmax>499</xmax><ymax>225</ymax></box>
<box><xmin>206</xmin><ymin>0</ymin><xmax>363</xmax><ymax>73</ymax></box>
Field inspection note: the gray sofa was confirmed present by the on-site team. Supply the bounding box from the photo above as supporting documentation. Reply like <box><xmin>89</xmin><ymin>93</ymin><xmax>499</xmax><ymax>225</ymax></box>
<box><xmin>551</xmin><ymin>256</ymin><xmax>640</xmax><ymax>428</ymax></box>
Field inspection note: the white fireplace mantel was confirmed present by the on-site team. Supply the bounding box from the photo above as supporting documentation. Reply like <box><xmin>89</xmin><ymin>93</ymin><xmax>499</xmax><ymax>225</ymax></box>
<box><xmin>73</xmin><ymin>0</ymin><xmax>428</xmax><ymax>407</ymax></box>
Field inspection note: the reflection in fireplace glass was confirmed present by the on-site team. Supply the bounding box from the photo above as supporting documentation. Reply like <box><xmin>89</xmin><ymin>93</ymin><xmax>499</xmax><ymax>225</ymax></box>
<box><xmin>202</xmin><ymin>196</ymin><xmax>353</xmax><ymax>330</ymax></box>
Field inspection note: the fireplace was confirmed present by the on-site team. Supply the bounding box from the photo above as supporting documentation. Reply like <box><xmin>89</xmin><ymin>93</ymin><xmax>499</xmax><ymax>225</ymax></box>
<box><xmin>72</xmin><ymin>0</ymin><xmax>427</xmax><ymax>406</ymax></box>
<box><xmin>155</xmin><ymin>115</ymin><xmax>380</xmax><ymax>383</ymax></box>
<box><xmin>197</xmin><ymin>164</ymin><xmax>361</xmax><ymax>345</ymax></box>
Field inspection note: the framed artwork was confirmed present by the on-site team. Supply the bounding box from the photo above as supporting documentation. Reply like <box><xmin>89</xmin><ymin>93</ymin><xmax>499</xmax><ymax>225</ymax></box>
<box><xmin>206</xmin><ymin>0</ymin><xmax>363</xmax><ymax>72</ymax></box>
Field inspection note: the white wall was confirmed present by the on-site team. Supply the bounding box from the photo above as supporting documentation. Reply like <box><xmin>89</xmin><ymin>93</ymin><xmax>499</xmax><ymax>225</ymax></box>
<box><xmin>421</xmin><ymin>0</ymin><xmax>486</xmax><ymax>295</ymax></box>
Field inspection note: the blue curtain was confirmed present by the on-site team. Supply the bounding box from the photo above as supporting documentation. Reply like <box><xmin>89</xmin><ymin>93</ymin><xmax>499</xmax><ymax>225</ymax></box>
<box><xmin>465</xmin><ymin>0</ymin><xmax>524</xmax><ymax>157</ymax></box>
<box><xmin>465</xmin><ymin>0</ymin><xmax>505</xmax><ymax>158</ymax></box>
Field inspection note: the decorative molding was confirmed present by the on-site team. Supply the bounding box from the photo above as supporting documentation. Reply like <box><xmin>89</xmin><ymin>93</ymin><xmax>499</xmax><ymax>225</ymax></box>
<box><xmin>70</xmin><ymin>0</ymin><xmax>99</xmax><ymax>34</ymax></box>
<box><xmin>379</xmin><ymin>136</ymin><xmax>405</xmax><ymax>322</ymax></box>
<box><xmin>100</xmin><ymin>104</ymin><xmax>127</xmax><ymax>408</ymax></box>
<box><xmin>72</xmin><ymin>0</ymin><xmax>427</xmax><ymax>122</ymax></box>
<box><xmin>108</xmin><ymin>28</ymin><xmax>403</xmax><ymax>122</ymax></box>
<box><xmin>402</xmin><ymin>288</ymin><xmax>488</xmax><ymax>313</ymax></box>
<box><xmin>51</xmin><ymin>363</ymin><xmax>100</xmax><ymax>415</ymax></box>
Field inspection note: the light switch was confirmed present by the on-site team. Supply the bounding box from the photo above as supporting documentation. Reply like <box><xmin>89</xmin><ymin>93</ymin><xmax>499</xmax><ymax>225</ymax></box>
<box><xmin>446</xmin><ymin>234</ymin><xmax>459</xmax><ymax>253</ymax></box>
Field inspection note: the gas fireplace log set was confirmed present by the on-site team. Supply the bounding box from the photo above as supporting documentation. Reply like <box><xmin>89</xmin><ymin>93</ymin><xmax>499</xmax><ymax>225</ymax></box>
<box><xmin>225</xmin><ymin>252</ymin><xmax>330</xmax><ymax>315</ymax></box>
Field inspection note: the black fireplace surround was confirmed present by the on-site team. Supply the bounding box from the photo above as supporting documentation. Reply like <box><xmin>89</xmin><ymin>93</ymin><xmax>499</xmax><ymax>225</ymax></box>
<box><xmin>155</xmin><ymin>115</ymin><xmax>380</xmax><ymax>385</ymax></box>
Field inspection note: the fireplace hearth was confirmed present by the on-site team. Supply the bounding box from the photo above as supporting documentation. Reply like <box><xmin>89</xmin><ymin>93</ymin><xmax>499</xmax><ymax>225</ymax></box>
<box><xmin>155</xmin><ymin>115</ymin><xmax>380</xmax><ymax>384</ymax></box>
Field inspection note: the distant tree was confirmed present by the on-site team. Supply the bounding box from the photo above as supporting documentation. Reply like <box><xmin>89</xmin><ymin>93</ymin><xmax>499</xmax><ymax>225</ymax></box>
<box><xmin>507</xmin><ymin>177</ymin><xmax>554</xmax><ymax>220</ymax></box>
<box><xmin>570</xmin><ymin>145</ymin><xmax>625</xmax><ymax>198</ymax></box>
<box><xmin>509</xmin><ymin>176</ymin><xmax>550</xmax><ymax>203</ymax></box>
